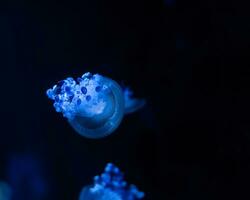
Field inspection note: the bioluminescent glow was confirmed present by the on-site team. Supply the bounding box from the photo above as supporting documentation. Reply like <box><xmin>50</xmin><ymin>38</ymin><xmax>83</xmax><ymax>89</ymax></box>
<box><xmin>46</xmin><ymin>72</ymin><xmax>145</xmax><ymax>138</ymax></box>
<box><xmin>0</xmin><ymin>181</ymin><xmax>12</xmax><ymax>200</ymax></box>
<box><xmin>79</xmin><ymin>163</ymin><xmax>144</xmax><ymax>200</ymax></box>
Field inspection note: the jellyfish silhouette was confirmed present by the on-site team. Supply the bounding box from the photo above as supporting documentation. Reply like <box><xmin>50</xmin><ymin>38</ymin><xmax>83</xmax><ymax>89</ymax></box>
<box><xmin>46</xmin><ymin>72</ymin><xmax>145</xmax><ymax>138</ymax></box>
<box><xmin>0</xmin><ymin>181</ymin><xmax>12</xmax><ymax>200</ymax></box>
<box><xmin>78</xmin><ymin>163</ymin><xmax>144</xmax><ymax>200</ymax></box>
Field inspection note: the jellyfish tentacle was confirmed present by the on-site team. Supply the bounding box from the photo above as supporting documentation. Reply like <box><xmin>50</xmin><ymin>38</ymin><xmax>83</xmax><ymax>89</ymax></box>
<box><xmin>123</xmin><ymin>87</ymin><xmax>146</xmax><ymax>115</ymax></box>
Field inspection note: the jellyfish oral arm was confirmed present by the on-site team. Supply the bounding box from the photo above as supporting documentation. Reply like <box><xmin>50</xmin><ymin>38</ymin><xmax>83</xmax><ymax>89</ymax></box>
<box><xmin>123</xmin><ymin>87</ymin><xmax>146</xmax><ymax>115</ymax></box>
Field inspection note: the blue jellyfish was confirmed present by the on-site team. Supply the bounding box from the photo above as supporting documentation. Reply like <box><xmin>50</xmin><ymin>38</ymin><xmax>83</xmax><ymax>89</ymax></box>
<box><xmin>0</xmin><ymin>181</ymin><xmax>12</xmax><ymax>200</ymax></box>
<box><xmin>46</xmin><ymin>72</ymin><xmax>145</xmax><ymax>138</ymax></box>
<box><xmin>78</xmin><ymin>163</ymin><xmax>144</xmax><ymax>200</ymax></box>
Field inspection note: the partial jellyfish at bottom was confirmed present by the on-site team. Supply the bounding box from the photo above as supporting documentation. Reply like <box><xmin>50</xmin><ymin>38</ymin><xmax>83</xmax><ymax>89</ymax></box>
<box><xmin>46</xmin><ymin>72</ymin><xmax>145</xmax><ymax>139</ymax></box>
<box><xmin>0</xmin><ymin>181</ymin><xmax>12</xmax><ymax>200</ymax></box>
<box><xmin>78</xmin><ymin>163</ymin><xmax>144</xmax><ymax>200</ymax></box>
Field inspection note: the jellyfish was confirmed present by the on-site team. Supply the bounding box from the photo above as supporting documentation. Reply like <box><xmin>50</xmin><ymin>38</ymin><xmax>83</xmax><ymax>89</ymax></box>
<box><xmin>0</xmin><ymin>181</ymin><xmax>12</xmax><ymax>200</ymax></box>
<box><xmin>46</xmin><ymin>72</ymin><xmax>145</xmax><ymax>138</ymax></box>
<box><xmin>78</xmin><ymin>163</ymin><xmax>144</xmax><ymax>200</ymax></box>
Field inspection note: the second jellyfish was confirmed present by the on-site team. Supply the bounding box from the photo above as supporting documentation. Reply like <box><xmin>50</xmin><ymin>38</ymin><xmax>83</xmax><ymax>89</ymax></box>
<box><xmin>78</xmin><ymin>163</ymin><xmax>144</xmax><ymax>200</ymax></box>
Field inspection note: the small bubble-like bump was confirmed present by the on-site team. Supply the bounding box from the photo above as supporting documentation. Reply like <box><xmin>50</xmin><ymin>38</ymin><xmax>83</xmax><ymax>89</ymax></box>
<box><xmin>77</xmin><ymin>77</ymin><xmax>83</xmax><ymax>83</ymax></box>
<box><xmin>55</xmin><ymin>87</ymin><xmax>61</xmax><ymax>94</ymax></box>
<box><xmin>69</xmin><ymin>95</ymin><xmax>74</xmax><ymax>102</ymax></box>
<box><xmin>57</xmin><ymin>80</ymin><xmax>65</xmax><ymax>86</ymax></box>
<box><xmin>55</xmin><ymin>96</ymin><xmax>60</xmax><ymax>102</ymax></box>
<box><xmin>95</xmin><ymin>86</ymin><xmax>101</xmax><ymax>92</ymax></box>
<box><xmin>65</xmin><ymin>86</ymin><xmax>71</xmax><ymax>92</ymax></box>
<box><xmin>81</xmin><ymin>87</ymin><xmax>87</xmax><ymax>94</ymax></box>
<box><xmin>66</xmin><ymin>77</ymin><xmax>74</xmax><ymax>82</ymax></box>
<box><xmin>86</xmin><ymin>95</ymin><xmax>91</xmax><ymax>101</ymax></box>
<box><xmin>77</xmin><ymin>99</ymin><xmax>81</xmax><ymax>105</ymax></box>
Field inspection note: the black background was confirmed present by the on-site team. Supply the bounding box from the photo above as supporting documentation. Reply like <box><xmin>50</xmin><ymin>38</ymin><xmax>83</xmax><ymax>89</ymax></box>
<box><xmin>1</xmin><ymin>0</ymin><xmax>250</xmax><ymax>200</ymax></box>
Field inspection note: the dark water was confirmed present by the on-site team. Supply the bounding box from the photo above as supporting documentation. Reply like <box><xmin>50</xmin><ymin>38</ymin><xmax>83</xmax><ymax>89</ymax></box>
<box><xmin>0</xmin><ymin>0</ymin><xmax>250</xmax><ymax>200</ymax></box>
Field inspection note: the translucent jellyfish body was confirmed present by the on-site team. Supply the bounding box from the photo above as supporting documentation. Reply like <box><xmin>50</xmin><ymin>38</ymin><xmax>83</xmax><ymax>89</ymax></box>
<box><xmin>79</xmin><ymin>163</ymin><xmax>144</xmax><ymax>200</ymax></box>
<box><xmin>46</xmin><ymin>72</ymin><xmax>145</xmax><ymax>138</ymax></box>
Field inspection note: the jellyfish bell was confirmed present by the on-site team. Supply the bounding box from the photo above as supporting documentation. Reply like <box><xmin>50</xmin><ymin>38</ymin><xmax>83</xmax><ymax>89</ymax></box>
<box><xmin>46</xmin><ymin>72</ymin><xmax>145</xmax><ymax>139</ymax></box>
<box><xmin>47</xmin><ymin>73</ymin><xmax>124</xmax><ymax>138</ymax></box>
<box><xmin>67</xmin><ymin>74</ymin><xmax>125</xmax><ymax>139</ymax></box>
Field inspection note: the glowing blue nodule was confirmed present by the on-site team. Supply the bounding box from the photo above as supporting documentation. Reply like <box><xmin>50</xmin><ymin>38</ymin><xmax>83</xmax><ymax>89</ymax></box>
<box><xmin>46</xmin><ymin>72</ymin><xmax>145</xmax><ymax>139</ymax></box>
<box><xmin>79</xmin><ymin>163</ymin><xmax>145</xmax><ymax>200</ymax></box>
